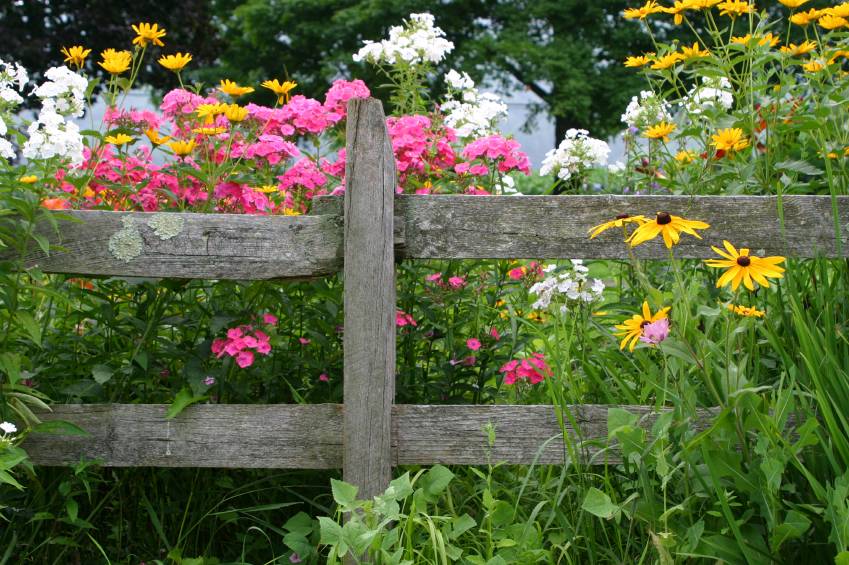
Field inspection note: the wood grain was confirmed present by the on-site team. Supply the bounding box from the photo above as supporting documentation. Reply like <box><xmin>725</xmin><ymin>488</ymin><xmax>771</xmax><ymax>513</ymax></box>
<box><xmin>6</xmin><ymin>211</ymin><xmax>342</xmax><ymax>280</ymax></box>
<box><xmin>24</xmin><ymin>403</ymin><xmax>722</xmax><ymax>468</ymax></box>
<box><xmin>342</xmin><ymin>98</ymin><xmax>397</xmax><ymax>498</ymax></box>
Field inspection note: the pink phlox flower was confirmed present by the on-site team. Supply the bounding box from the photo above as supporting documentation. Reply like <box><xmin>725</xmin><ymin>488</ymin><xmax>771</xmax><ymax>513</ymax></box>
<box><xmin>318</xmin><ymin>373</ymin><xmax>330</xmax><ymax>383</ymax></box>
<box><xmin>245</xmin><ymin>103</ymin><xmax>296</xmax><ymax>136</ymax></box>
<box><xmin>299</xmin><ymin>337</ymin><xmax>311</xmax><ymax>345</ymax></box>
<box><xmin>426</xmin><ymin>272</ymin><xmax>442</xmax><ymax>283</ymax></box>
<box><xmin>236</xmin><ymin>134</ymin><xmax>300</xmax><ymax>165</ymax></box>
<box><xmin>160</xmin><ymin>88</ymin><xmax>217</xmax><ymax>118</ymax></box>
<box><xmin>277</xmin><ymin>158</ymin><xmax>328</xmax><ymax>197</ymax></box>
<box><xmin>203</xmin><ymin>376</ymin><xmax>216</xmax><ymax>386</ymax></box>
<box><xmin>323</xmin><ymin>79</ymin><xmax>371</xmax><ymax>117</ymax></box>
<box><xmin>499</xmin><ymin>353</ymin><xmax>551</xmax><ymax>385</ymax></box>
<box><xmin>448</xmin><ymin>276</ymin><xmax>466</xmax><ymax>289</ymax></box>
<box><xmin>490</xmin><ymin>327</ymin><xmax>501</xmax><ymax>341</ymax></box>
<box><xmin>386</xmin><ymin>114</ymin><xmax>456</xmax><ymax>188</ymax></box>
<box><xmin>639</xmin><ymin>318</ymin><xmax>670</xmax><ymax>346</ymax></box>
<box><xmin>280</xmin><ymin>95</ymin><xmax>340</xmax><ymax>135</ymax></box>
<box><xmin>262</xmin><ymin>313</ymin><xmax>278</xmax><ymax>325</ymax></box>
<box><xmin>104</xmin><ymin>107</ymin><xmax>163</xmax><ymax>131</ymax></box>
<box><xmin>464</xmin><ymin>186</ymin><xmax>491</xmax><ymax>195</ymax></box>
<box><xmin>396</xmin><ymin>310</ymin><xmax>417</xmax><ymax>327</ymax></box>
<box><xmin>320</xmin><ymin>148</ymin><xmax>346</xmax><ymax>178</ymax></box>
<box><xmin>236</xmin><ymin>350</ymin><xmax>255</xmax><ymax>368</ymax></box>
<box><xmin>466</xmin><ymin>338</ymin><xmax>481</xmax><ymax>351</ymax></box>
<box><xmin>456</xmin><ymin>135</ymin><xmax>531</xmax><ymax>176</ymax></box>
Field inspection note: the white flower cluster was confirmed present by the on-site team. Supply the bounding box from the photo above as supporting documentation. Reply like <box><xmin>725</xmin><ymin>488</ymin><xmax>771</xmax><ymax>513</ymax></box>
<box><xmin>22</xmin><ymin>66</ymin><xmax>87</xmax><ymax>166</ymax></box>
<box><xmin>33</xmin><ymin>65</ymin><xmax>87</xmax><ymax>118</ymax></box>
<box><xmin>0</xmin><ymin>421</ymin><xmax>16</xmax><ymax>435</ymax></box>
<box><xmin>621</xmin><ymin>90</ymin><xmax>672</xmax><ymax>129</ymax></box>
<box><xmin>0</xmin><ymin>58</ymin><xmax>29</xmax><ymax>160</ymax></box>
<box><xmin>540</xmin><ymin>129</ymin><xmax>611</xmax><ymax>182</ymax></box>
<box><xmin>683</xmin><ymin>76</ymin><xmax>733</xmax><ymax>115</ymax></box>
<box><xmin>530</xmin><ymin>260</ymin><xmax>605</xmax><ymax>312</ymax></box>
<box><xmin>353</xmin><ymin>13</ymin><xmax>454</xmax><ymax>66</ymax></box>
<box><xmin>440</xmin><ymin>69</ymin><xmax>508</xmax><ymax>139</ymax></box>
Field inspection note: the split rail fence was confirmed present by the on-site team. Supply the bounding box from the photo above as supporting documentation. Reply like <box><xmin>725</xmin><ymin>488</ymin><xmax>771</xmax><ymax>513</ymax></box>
<box><xmin>19</xmin><ymin>98</ymin><xmax>849</xmax><ymax>499</ymax></box>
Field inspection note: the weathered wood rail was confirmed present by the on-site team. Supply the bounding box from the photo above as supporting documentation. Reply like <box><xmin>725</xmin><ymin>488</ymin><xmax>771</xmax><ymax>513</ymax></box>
<box><xmin>14</xmin><ymin>98</ymin><xmax>842</xmax><ymax>501</ymax></box>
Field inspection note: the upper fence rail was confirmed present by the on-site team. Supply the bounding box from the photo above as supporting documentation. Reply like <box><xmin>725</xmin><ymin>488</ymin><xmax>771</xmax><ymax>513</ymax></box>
<box><xmin>7</xmin><ymin>194</ymin><xmax>849</xmax><ymax>280</ymax></box>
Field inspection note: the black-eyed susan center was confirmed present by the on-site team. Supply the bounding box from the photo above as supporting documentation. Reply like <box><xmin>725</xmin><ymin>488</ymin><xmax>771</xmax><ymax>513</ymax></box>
<box><xmin>736</xmin><ymin>256</ymin><xmax>751</xmax><ymax>267</ymax></box>
<box><xmin>656</xmin><ymin>212</ymin><xmax>672</xmax><ymax>225</ymax></box>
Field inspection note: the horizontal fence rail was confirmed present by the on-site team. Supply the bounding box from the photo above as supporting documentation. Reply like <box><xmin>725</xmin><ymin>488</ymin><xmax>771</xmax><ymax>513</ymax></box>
<box><xmin>9</xmin><ymin>195</ymin><xmax>848</xmax><ymax>281</ymax></box>
<box><xmin>9</xmin><ymin>210</ymin><xmax>343</xmax><ymax>280</ymax></box>
<box><xmin>23</xmin><ymin>403</ymin><xmax>718</xmax><ymax>468</ymax></box>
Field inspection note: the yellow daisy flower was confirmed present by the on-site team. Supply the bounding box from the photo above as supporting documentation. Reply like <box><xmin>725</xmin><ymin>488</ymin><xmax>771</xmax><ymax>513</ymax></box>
<box><xmin>778</xmin><ymin>0</ymin><xmax>809</xmax><ymax>7</ymax></box>
<box><xmin>61</xmin><ymin>45</ymin><xmax>91</xmax><ymax>69</ymax></box>
<box><xmin>803</xmin><ymin>60</ymin><xmax>825</xmax><ymax>72</ymax></box>
<box><xmin>98</xmin><ymin>49</ymin><xmax>132</xmax><ymax>74</ymax></box>
<box><xmin>789</xmin><ymin>9</ymin><xmax>822</xmax><ymax>25</ymax></box>
<box><xmin>704</xmin><ymin>240</ymin><xmax>785</xmax><ymax>291</ymax></box>
<box><xmin>168</xmin><ymin>139</ymin><xmax>196</xmax><ymax>156</ymax></box>
<box><xmin>717</xmin><ymin>0</ymin><xmax>755</xmax><ymax>17</ymax></box>
<box><xmin>218</xmin><ymin>79</ymin><xmax>255</xmax><ymax>97</ymax></box>
<box><xmin>623</xmin><ymin>1</ymin><xmax>663</xmax><ymax>19</ymax></box>
<box><xmin>18</xmin><ymin>175</ymin><xmax>38</xmax><ymax>184</ymax></box>
<box><xmin>675</xmin><ymin>149</ymin><xmax>697</xmax><ymax>163</ymax></box>
<box><xmin>588</xmin><ymin>214</ymin><xmax>647</xmax><ymax>239</ymax></box>
<box><xmin>651</xmin><ymin>52</ymin><xmax>684</xmax><ymax>70</ymax></box>
<box><xmin>627</xmin><ymin>212</ymin><xmax>710</xmax><ymax>248</ymax></box>
<box><xmin>711</xmin><ymin>128</ymin><xmax>750</xmax><ymax>152</ymax></box>
<box><xmin>261</xmin><ymin>79</ymin><xmax>297</xmax><ymax>104</ymax></box>
<box><xmin>254</xmin><ymin>185</ymin><xmax>278</xmax><ymax>193</ymax></box>
<box><xmin>780</xmin><ymin>40</ymin><xmax>818</xmax><ymax>56</ymax></box>
<box><xmin>195</xmin><ymin>103</ymin><xmax>226</xmax><ymax>124</ymax></box>
<box><xmin>158</xmin><ymin>53</ymin><xmax>192</xmax><ymax>72</ymax></box>
<box><xmin>663</xmin><ymin>1</ymin><xmax>690</xmax><ymax>24</ymax></box>
<box><xmin>624</xmin><ymin>55</ymin><xmax>653</xmax><ymax>67</ymax></box>
<box><xmin>614</xmin><ymin>301</ymin><xmax>671</xmax><ymax>351</ymax></box>
<box><xmin>818</xmin><ymin>14</ymin><xmax>848</xmax><ymax>30</ymax></box>
<box><xmin>223</xmin><ymin>104</ymin><xmax>249</xmax><ymax>122</ymax></box>
<box><xmin>145</xmin><ymin>128</ymin><xmax>172</xmax><ymax>146</ymax></box>
<box><xmin>104</xmin><ymin>133</ymin><xmax>134</xmax><ymax>146</ymax></box>
<box><xmin>131</xmin><ymin>22</ymin><xmax>166</xmax><ymax>48</ymax></box>
<box><xmin>192</xmin><ymin>126</ymin><xmax>227</xmax><ymax>135</ymax></box>
<box><xmin>727</xmin><ymin>303</ymin><xmax>765</xmax><ymax>318</ymax></box>
<box><xmin>680</xmin><ymin>42</ymin><xmax>710</xmax><ymax>59</ymax></box>
<box><xmin>644</xmin><ymin>121</ymin><xmax>676</xmax><ymax>142</ymax></box>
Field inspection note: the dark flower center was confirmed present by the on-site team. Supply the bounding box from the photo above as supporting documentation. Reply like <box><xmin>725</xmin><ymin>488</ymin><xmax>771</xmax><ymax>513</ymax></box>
<box><xmin>737</xmin><ymin>256</ymin><xmax>751</xmax><ymax>267</ymax></box>
<box><xmin>656</xmin><ymin>212</ymin><xmax>672</xmax><ymax>225</ymax></box>
<box><xmin>616</xmin><ymin>213</ymin><xmax>630</xmax><ymax>220</ymax></box>
<box><xmin>640</xmin><ymin>320</ymin><xmax>649</xmax><ymax>328</ymax></box>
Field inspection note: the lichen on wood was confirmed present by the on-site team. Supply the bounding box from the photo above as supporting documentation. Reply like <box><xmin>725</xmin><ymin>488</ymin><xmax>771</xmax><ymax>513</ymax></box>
<box><xmin>108</xmin><ymin>216</ymin><xmax>143</xmax><ymax>263</ymax></box>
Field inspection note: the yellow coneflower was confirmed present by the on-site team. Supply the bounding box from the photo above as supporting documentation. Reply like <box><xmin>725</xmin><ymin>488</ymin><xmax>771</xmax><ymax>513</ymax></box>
<box><xmin>168</xmin><ymin>139</ymin><xmax>196</xmax><ymax>156</ymax></box>
<box><xmin>828</xmin><ymin>3</ymin><xmax>849</xmax><ymax>17</ymax></box>
<box><xmin>623</xmin><ymin>1</ymin><xmax>663</xmax><ymax>19</ymax></box>
<box><xmin>283</xmin><ymin>207</ymin><xmax>302</xmax><ymax>216</ymax></box>
<box><xmin>261</xmin><ymin>79</ymin><xmax>297</xmax><ymax>104</ymax></box>
<box><xmin>192</xmin><ymin>126</ymin><xmax>227</xmax><ymax>135</ymax></box>
<box><xmin>223</xmin><ymin>103</ymin><xmax>249</xmax><ymax>122</ymax></box>
<box><xmin>254</xmin><ymin>185</ymin><xmax>278</xmax><ymax>193</ymax></box>
<box><xmin>803</xmin><ymin>60</ymin><xmax>825</xmax><ymax>72</ymax></box>
<box><xmin>758</xmin><ymin>33</ymin><xmax>781</xmax><ymax>47</ymax></box>
<box><xmin>675</xmin><ymin>149</ymin><xmax>697</xmax><ymax>163</ymax></box>
<box><xmin>98</xmin><ymin>49</ymin><xmax>132</xmax><ymax>74</ymax></box>
<box><xmin>727</xmin><ymin>303</ymin><xmax>765</xmax><ymax>318</ymax></box>
<box><xmin>711</xmin><ymin>128</ymin><xmax>749</xmax><ymax>152</ymax></box>
<box><xmin>628</xmin><ymin>212</ymin><xmax>710</xmax><ymax>248</ymax></box>
<box><xmin>144</xmin><ymin>128</ymin><xmax>172</xmax><ymax>145</ymax></box>
<box><xmin>158</xmin><ymin>53</ymin><xmax>192</xmax><ymax>72</ymax></box>
<box><xmin>717</xmin><ymin>0</ymin><xmax>755</xmax><ymax>18</ymax></box>
<box><xmin>644</xmin><ymin>121</ymin><xmax>676</xmax><ymax>142</ymax></box>
<box><xmin>588</xmin><ymin>214</ymin><xmax>647</xmax><ymax>239</ymax></box>
<box><xmin>195</xmin><ymin>103</ymin><xmax>226</xmax><ymax>124</ymax></box>
<box><xmin>131</xmin><ymin>22</ymin><xmax>166</xmax><ymax>48</ymax></box>
<box><xmin>61</xmin><ymin>45</ymin><xmax>91</xmax><ymax>69</ymax></box>
<box><xmin>624</xmin><ymin>55</ymin><xmax>653</xmax><ymax>67</ymax></box>
<box><xmin>614</xmin><ymin>301</ymin><xmax>671</xmax><ymax>351</ymax></box>
<box><xmin>680</xmin><ymin>42</ymin><xmax>710</xmax><ymax>60</ymax></box>
<box><xmin>779</xmin><ymin>0</ymin><xmax>809</xmax><ymax>7</ymax></box>
<box><xmin>651</xmin><ymin>52</ymin><xmax>684</xmax><ymax>70</ymax></box>
<box><xmin>790</xmin><ymin>8</ymin><xmax>822</xmax><ymax>25</ymax></box>
<box><xmin>828</xmin><ymin>49</ymin><xmax>849</xmax><ymax>64</ymax></box>
<box><xmin>218</xmin><ymin>79</ymin><xmax>255</xmax><ymax>97</ymax></box>
<box><xmin>704</xmin><ymin>240</ymin><xmax>785</xmax><ymax>291</ymax></box>
<box><xmin>18</xmin><ymin>175</ymin><xmax>38</xmax><ymax>184</ymax></box>
<box><xmin>818</xmin><ymin>14</ymin><xmax>848</xmax><ymax>30</ymax></box>
<box><xmin>663</xmin><ymin>1</ymin><xmax>690</xmax><ymax>24</ymax></box>
<box><xmin>104</xmin><ymin>133</ymin><xmax>134</xmax><ymax>146</ymax></box>
<box><xmin>780</xmin><ymin>40</ymin><xmax>818</xmax><ymax>56</ymax></box>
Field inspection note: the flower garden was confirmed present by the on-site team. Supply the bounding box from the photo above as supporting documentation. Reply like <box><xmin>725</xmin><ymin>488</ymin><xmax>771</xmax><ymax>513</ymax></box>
<box><xmin>2</xmin><ymin>3</ymin><xmax>849</xmax><ymax>563</ymax></box>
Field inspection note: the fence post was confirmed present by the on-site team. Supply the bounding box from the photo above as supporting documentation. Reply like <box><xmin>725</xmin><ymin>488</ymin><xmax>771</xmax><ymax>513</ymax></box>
<box><xmin>343</xmin><ymin>98</ymin><xmax>396</xmax><ymax>500</ymax></box>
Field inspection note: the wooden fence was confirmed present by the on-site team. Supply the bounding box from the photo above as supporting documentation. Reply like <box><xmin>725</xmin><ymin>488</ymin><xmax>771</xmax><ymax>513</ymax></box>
<box><xmin>18</xmin><ymin>98</ymin><xmax>849</xmax><ymax>500</ymax></box>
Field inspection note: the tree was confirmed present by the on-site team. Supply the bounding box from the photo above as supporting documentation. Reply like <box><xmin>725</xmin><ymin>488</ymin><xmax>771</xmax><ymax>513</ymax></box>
<box><xmin>205</xmin><ymin>0</ymin><xmax>656</xmax><ymax>140</ymax></box>
<box><xmin>0</xmin><ymin>0</ymin><xmax>221</xmax><ymax>96</ymax></box>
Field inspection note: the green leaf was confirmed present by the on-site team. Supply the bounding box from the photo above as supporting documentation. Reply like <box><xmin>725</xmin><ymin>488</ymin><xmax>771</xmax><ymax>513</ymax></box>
<box><xmin>420</xmin><ymin>464</ymin><xmax>454</xmax><ymax>498</ymax></box>
<box><xmin>318</xmin><ymin>516</ymin><xmax>344</xmax><ymax>545</ymax></box>
<box><xmin>581</xmin><ymin>487</ymin><xmax>621</xmax><ymax>520</ymax></box>
<box><xmin>66</xmin><ymin>498</ymin><xmax>79</xmax><ymax>523</ymax></box>
<box><xmin>91</xmin><ymin>364</ymin><xmax>113</xmax><ymax>385</ymax></box>
<box><xmin>165</xmin><ymin>388</ymin><xmax>207</xmax><ymax>419</ymax></box>
<box><xmin>0</xmin><ymin>352</ymin><xmax>22</xmax><ymax>385</ymax></box>
<box><xmin>15</xmin><ymin>311</ymin><xmax>42</xmax><ymax>346</ymax></box>
<box><xmin>32</xmin><ymin>420</ymin><xmax>91</xmax><ymax>437</ymax></box>
<box><xmin>774</xmin><ymin>160</ymin><xmax>823</xmax><ymax>176</ymax></box>
<box><xmin>771</xmin><ymin>510</ymin><xmax>811</xmax><ymax>550</ymax></box>
<box><xmin>330</xmin><ymin>478</ymin><xmax>359</xmax><ymax>507</ymax></box>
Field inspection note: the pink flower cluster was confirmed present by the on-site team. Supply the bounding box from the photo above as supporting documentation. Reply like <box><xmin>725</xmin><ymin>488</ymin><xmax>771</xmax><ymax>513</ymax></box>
<box><xmin>508</xmin><ymin>261</ymin><xmax>544</xmax><ymax>281</ymax></box>
<box><xmin>104</xmin><ymin>107</ymin><xmax>162</xmax><ymax>131</ymax></box>
<box><xmin>280</xmin><ymin>95</ymin><xmax>341</xmax><ymax>135</ymax></box>
<box><xmin>499</xmin><ymin>353</ymin><xmax>552</xmax><ymax>385</ymax></box>
<box><xmin>455</xmin><ymin>135</ymin><xmax>531</xmax><ymax>176</ymax></box>
<box><xmin>277</xmin><ymin>158</ymin><xmax>329</xmax><ymax>210</ymax></box>
<box><xmin>211</xmin><ymin>317</ymin><xmax>276</xmax><ymax>368</ymax></box>
<box><xmin>396</xmin><ymin>310</ymin><xmax>417</xmax><ymax>327</ymax></box>
<box><xmin>387</xmin><ymin>115</ymin><xmax>456</xmax><ymax>188</ymax></box>
<box><xmin>425</xmin><ymin>272</ymin><xmax>467</xmax><ymax>290</ymax></box>
<box><xmin>324</xmin><ymin>79</ymin><xmax>371</xmax><ymax>117</ymax></box>
<box><xmin>234</xmin><ymin>134</ymin><xmax>300</xmax><ymax>165</ymax></box>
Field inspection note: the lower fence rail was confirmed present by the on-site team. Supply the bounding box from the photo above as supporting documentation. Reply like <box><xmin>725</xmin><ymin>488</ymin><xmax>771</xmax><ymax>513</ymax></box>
<box><xmin>24</xmin><ymin>403</ymin><xmax>719</xmax><ymax>468</ymax></box>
